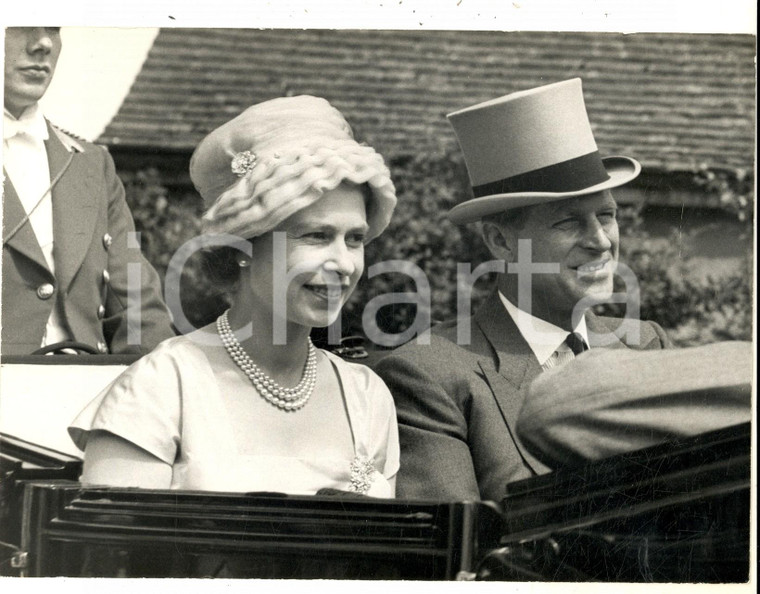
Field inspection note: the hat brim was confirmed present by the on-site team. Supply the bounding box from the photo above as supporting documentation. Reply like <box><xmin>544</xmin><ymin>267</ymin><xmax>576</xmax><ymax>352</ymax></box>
<box><xmin>447</xmin><ymin>156</ymin><xmax>641</xmax><ymax>224</ymax></box>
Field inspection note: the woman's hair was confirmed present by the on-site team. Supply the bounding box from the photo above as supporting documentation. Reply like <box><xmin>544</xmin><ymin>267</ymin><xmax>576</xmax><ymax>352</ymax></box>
<box><xmin>202</xmin><ymin>244</ymin><xmax>248</xmax><ymax>290</ymax></box>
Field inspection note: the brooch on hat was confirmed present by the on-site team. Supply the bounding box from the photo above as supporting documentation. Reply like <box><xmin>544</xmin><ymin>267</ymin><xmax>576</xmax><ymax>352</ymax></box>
<box><xmin>231</xmin><ymin>150</ymin><xmax>257</xmax><ymax>177</ymax></box>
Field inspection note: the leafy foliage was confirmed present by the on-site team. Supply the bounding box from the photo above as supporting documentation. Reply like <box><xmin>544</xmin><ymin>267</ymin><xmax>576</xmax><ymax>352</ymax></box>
<box><xmin>348</xmin><ymin>152</ymin><xmax>496</xmax><ymax>335</ymax></box>
<box><xmin>122</xmin><ymin>165</ymin><xmax>753</xmax><ymax>346</ymax></box>
<box><xmin>121</xmin><ymin>168</ymin><xmax>229</xmax><ymax>330</ymax></box>
<box><xmin>693</xmin><ymin>165</ymin><xmax>754</xmax><ymax>225</ymax></box>
<box><xmin>596</xmin><ymin>206</ymin><xmax>753</xmax><ymax>346</ymax></box>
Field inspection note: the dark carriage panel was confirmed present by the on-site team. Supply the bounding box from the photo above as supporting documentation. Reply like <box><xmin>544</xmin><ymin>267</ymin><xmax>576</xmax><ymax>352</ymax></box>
<box><xmin>16</xmin><ymin>481</ymin><xmax>504</xmax><ymax>579</ymax></box>
<box><xmin>1</xmin><ymin>423</ymin><xmax>751</xmax><ymax>580</ymax></box>
<box><xmin>0</xmin><ymin>433</ymin><xmax>82</xmax><ymax>575</ymax></box>
<box><xmin>484</xmin><ymin>422</ymin><xmax>751</xmax><ymax>582</ymax></box>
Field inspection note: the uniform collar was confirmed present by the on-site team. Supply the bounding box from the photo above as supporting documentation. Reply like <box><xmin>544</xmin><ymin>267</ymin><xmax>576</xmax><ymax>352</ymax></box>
<box><xmin>3</xmin><ymin>104</ymin><xmax>49</xmax><ymax>142</ymax></box>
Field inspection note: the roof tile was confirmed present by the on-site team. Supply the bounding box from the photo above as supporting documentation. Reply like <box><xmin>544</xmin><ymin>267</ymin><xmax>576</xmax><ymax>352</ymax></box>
<box><xmin>101</xmin><ymin>29</ymin><xmax>755</xmax><ymax>174</ymax></box>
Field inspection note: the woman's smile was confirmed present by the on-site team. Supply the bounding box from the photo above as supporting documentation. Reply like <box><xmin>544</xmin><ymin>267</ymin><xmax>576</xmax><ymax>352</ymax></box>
<box><xmin>303</xmin><ymin>283</ymin><xmax>348</xmax><ymax>301</ymax></box>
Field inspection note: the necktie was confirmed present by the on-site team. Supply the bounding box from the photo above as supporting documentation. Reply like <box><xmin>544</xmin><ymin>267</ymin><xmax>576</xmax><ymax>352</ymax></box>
<box><xmin>565</xmin><ymin>332</ymin><xmax>589</xmax><ymax>356</ymax></box>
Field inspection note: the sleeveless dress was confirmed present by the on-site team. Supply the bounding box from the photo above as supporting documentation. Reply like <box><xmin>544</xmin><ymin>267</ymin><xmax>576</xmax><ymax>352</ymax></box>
<box><xmin>68</xmin><ymin>331</ymin><xmax>399</xmax><ymax>497</ymax></box>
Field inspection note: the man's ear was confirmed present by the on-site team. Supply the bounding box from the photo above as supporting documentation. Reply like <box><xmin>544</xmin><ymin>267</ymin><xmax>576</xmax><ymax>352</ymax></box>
<box><xmin>481</xmin><ymin>221</ymin><xmax>515</xmax><ymax>262</ymax></box>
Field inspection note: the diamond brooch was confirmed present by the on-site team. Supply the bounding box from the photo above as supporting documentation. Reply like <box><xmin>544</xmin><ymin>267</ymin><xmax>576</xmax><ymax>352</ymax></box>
<box><xmin>348</xmin><ymin>457</ymin><xmax>376</xmax><ymax>494</ymax></box>
<box><xmin>231</xmin><ymin>150</ymin><xmax>257</xmax><ymax>177</ymax></box>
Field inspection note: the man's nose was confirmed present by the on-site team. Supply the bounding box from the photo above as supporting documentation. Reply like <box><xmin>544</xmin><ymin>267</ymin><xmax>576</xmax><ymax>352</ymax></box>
<box><xmin>581</xmin><ymin>219</ymin><xmax>613</xmax><ymax>251</ymax></box>
<box><xmin>26</xmin><ymin>28</ymin><xmax>54</xmax><ymax>54</ymax></box>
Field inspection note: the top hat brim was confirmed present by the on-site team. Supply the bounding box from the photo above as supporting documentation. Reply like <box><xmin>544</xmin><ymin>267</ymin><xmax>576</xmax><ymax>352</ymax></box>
<box><xmin>448</xmin><ymin>156</ymin><xmax>641</xmax><ymax>224</ymax></box>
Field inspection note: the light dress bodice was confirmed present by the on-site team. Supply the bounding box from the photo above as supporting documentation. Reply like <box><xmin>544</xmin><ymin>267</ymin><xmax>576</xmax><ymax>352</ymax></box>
<box><xmin>68</xmin><ymin>329</ymin><xmax>399</xmax><ymax>497</ymax></box>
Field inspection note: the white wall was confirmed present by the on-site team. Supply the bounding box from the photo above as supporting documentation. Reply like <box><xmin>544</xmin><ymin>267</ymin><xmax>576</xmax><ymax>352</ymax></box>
<box><xmin>39</xmin><ymin>27</ymin><xmax>158</xmax><ymax>141</ymax></box>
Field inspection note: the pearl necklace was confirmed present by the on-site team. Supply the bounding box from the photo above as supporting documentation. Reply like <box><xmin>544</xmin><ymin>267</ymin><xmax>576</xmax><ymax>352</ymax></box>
<box><xmin>217</xmin><ymin>310</ymin><xmax>318</xmax><ymax>411</ymax></box>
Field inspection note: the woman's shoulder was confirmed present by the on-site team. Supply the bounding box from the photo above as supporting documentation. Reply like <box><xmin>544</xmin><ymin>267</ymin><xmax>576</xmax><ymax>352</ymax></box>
<box><xmin>140</xmin><ymin>324</ymin><xmax>220</xmax><ymax>362</ymax></box>
<box><xmin>322</xmin><ymin>349</ymin><xmax>382</xmax><ymax>383</ymax></box>
<box><xmin>322</xmin><ymin>350</ymin><xmax>393</xmax><ymax>403</ymax></box>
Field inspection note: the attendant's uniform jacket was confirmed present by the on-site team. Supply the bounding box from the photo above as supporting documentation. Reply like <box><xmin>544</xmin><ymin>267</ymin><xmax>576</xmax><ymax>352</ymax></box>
<box><xmin>374</xmin><ymin>292</ymin><xmax>672</xmax><ymax>502</ymax></box>
<box><xmin>2</xmin><ymin>122</ymin><xmax>175</xmax><ymax>355</ymax></box>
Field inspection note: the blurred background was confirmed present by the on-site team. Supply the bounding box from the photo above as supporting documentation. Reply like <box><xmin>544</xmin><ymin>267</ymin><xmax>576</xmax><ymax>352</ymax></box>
<box><xmin>35</xmin><ymin>28</ymin><xmax>756</xmax><ymax>347</ymax></box>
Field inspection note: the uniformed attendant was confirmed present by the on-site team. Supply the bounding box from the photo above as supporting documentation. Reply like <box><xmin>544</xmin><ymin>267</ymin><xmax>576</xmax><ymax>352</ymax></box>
<box><xmin>2</xmin><ymin>27</ymin><xmax>175</xmax><ymax>355</ymax></box>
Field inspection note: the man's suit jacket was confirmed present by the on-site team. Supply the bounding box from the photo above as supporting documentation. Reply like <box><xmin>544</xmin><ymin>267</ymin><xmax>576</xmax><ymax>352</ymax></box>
<box><xmin>2</xmin><ymin>122</ymin><xmax>175</xmax><ymax>355</ymax></box>
<box><xmin>373</xmin><ymin>291</ymin><xmax>672</xmax><ymax>502</ymax></box>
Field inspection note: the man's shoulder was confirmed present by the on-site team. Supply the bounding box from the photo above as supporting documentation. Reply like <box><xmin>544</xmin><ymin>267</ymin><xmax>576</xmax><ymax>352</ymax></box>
<box><xmin>48</xmin><ymin>122</ymin><xmax>103</xmax><ymax>155</ymax></box>
<box><xmin>590</xmin><ymin>313</ymin><xmax>669</xmax><ymax>349</ymax></box>
<box><xmin>374</xmin><ymin>317</ymin><xmax>485</xmax><ymax>370</ymax></box>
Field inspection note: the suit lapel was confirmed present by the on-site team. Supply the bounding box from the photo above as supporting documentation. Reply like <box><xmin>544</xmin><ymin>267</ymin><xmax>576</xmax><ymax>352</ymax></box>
<box><xmin>471</xmin><ymin>301</ymin><xmax>638</xmax><ymax>475</ymax></box>
<box><xmin>2</xmin><ymin>172</ymin><xmax>51</xmax><ymax>272</ymax></box>
<box><xmin>474</xmin><ymin>292</ymin><xmax>541</xmax><ymax>389</ymax></box>
<box><xmin>474</xmin><ymin>292</ymin><xmax>548</xmax><ymax>474</ymax></box>
<box><xmin>47</xmin><ymin>121</ymin><xmax>98</xmax><ymax>292</ymax></box>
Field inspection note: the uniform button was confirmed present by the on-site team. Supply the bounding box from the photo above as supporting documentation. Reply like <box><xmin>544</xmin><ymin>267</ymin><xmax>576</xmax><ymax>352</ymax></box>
<box><xmin>36</xmin><ymin>283</ymin><xmax>55</xmax><ymax>300</ymax></box>
<box><xmin>96</xmin><ymin>341</ymin><xmax>108</xmax><ymax>354</ymax></box>
<box><xmin>102</xmin><ymin>270</ymin><xmax>111</xmax><ymax>284</ymax></box>
<box><xmin>103</xmin><ymin>233</ymin><xmax>113</xmax><ymax>249</ymax></box>
<box><xmin>97</xmin><ymin>305</ymin><xmax>106</xmax><ymax>319</ymax></box>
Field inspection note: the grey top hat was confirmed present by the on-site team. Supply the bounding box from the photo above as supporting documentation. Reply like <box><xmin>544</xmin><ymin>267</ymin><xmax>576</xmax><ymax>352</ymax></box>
<box><xmin>446</xmin><ymin>78</ymin><xmax>641</xmax><ymax>224</ymax></box>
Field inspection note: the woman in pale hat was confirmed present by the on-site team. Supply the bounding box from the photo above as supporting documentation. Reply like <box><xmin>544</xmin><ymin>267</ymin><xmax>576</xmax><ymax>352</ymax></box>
<box><xmin>69</xmin><ymin>96</ymin><xmax>399</xmax><ymax>497</ymax></box>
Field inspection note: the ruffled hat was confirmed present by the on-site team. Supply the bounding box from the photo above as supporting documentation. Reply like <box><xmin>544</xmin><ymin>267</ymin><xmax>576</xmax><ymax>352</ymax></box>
<box><xmin>446</xmin><ymin>78</ymin><xmax>640</xmax><ymax>223</ymax></box>
<box><xmin>190</xmin><ymin>95</ymin><xmax>397</xmax><ymax>242</ymax></box>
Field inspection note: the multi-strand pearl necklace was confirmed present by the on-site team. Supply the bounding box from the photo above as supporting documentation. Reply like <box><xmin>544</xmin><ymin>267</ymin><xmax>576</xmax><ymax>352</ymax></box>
<box><xmin>217</xmin><ymin>310</ymin><xmax>317</xmax><ymax>412</ymax></box>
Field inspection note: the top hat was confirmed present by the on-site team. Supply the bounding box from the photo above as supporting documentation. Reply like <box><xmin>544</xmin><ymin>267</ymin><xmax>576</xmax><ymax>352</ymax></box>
<box><xmin>446</xmin><ymin>78</ymin><xmax>640</xmax><ymax>224</ymax></box>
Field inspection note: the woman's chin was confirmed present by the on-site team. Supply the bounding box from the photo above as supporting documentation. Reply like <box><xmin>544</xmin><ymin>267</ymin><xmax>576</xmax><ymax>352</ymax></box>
<box><xmin>313</xmin><ymin>310</ymin><xmax>343</xmax><ymax>328</ymax></box>
<box><xmin>293</xmin><ymin>304</ymin><xmax>344</xmax><ymax>329</ymax></box>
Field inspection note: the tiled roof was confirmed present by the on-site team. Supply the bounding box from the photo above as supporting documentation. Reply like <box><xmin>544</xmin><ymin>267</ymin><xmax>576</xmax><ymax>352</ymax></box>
<box><xmin>101</xmin><ymin>29</ymin><xmax>755</xmax><ymax>175</ymax></box>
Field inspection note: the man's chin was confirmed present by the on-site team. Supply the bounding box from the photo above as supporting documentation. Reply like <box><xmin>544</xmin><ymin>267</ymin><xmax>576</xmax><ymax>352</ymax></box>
<box><xmin>581</xmin><ymin>288</ymin><xmax>615</xmax><ymax>308</ymax></box>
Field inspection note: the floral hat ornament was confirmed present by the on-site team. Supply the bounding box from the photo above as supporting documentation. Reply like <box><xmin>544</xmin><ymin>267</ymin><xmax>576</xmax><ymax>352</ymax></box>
<box><xmin>190</xmin><ymin>95</ymin><xmax>397</xmax><ymax>243</ymax></box>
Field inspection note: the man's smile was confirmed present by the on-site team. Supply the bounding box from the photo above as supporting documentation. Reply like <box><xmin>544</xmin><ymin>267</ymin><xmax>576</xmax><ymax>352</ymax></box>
<box><xmin>574</xmin><ymin>258</ymin><xmax>612</xmax><ymax>276</ymax></box>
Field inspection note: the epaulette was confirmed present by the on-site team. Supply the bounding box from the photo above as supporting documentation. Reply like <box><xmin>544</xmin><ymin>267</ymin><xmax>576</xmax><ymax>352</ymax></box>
<box><xmin>50</xmin><ymin>123</ymin><xmax>86</xmax><ymax>153</ymax></box>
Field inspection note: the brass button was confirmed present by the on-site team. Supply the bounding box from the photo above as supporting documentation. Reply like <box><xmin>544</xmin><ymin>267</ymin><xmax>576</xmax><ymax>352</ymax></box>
<box><xmin>97</xmin><ymin>305</ymin><xmax>106</xmax><ymax>319</ymax></box>
<box><xmin>103</xmin><ymin>233</ymin><xmax>113</xmax><ymax>249</ymax></box>
<box><xmin>96</xmin><ymin>341</ymin><xmax>108</xmax><ymax>354</ymax></box>
<box><xmin>102</xmin><ymin>270</ymin><xmax>111</xmax><ymax>284</ymax></box>
<box><xmin>36</xmin><ymin>283</ymin><xmax>55</xmax><ymax>300</ymax></box>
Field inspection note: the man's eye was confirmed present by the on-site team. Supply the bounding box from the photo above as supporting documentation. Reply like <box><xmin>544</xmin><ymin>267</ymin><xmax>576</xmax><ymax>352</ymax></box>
<box><xmin>598</xmin><ymin>211</ymin><xmax>617</xmax><ymax>223</ymax></box>
<box><xmin>553</xmin><ymin>218</ymin><xmax>576</xmax><ymax>229</ymax></box>
<box><xmin>347</xmin><ymin>233</ymin><xmax>366</xmax><ymax>246</ymax></box>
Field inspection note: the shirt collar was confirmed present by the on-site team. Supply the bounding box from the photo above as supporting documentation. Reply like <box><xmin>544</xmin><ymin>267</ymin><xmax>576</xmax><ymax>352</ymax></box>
<box><xmin>499</xmin><ymin>291</ymin><xmax>589</xmax><ymax>366</ymax></box>
<box><xmin>4</xmin><ymin>104</ymin><xmax>49</xmax><ymax>142</ymax></box>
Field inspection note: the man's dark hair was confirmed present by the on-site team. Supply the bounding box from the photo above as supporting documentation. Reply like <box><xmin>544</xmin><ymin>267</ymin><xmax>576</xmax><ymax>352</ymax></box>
<box><xmin>481</xmin><ymin>205</ymin><xmax>532</xmax><ymax>231</ymax></box>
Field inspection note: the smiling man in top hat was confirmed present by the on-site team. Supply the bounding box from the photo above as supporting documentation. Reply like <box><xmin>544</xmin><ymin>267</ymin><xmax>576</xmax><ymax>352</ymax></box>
<box><xmin>2</xmin><ymin>27</ymin><xmax>175</xmax><ymax>355</ymax></box>
<box><xmin>374</xmin><ymin>78</ymin><xmax>672</xmax><ymax>502</ymax></box>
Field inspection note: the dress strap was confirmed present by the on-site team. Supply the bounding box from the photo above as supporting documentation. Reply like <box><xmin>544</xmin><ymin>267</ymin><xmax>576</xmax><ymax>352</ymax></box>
<box><xmin>325</xmin><ymin>354</ymin><xmax>380</xmax><ymax>495</ymax></box>
<box><xmin>328</xmin><ymin>357</ymin><xmax>357</xmax><ymax>455</ymax></box>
